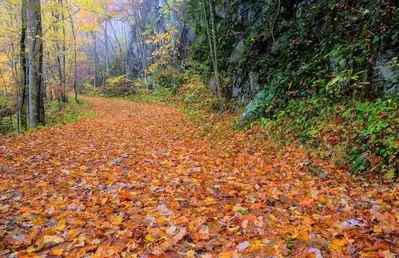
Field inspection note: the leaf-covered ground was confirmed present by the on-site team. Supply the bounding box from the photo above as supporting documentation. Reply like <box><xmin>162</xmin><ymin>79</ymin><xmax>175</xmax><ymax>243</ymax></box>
<box><xmin>0</xmin><ymin>97</ymin><xmax>398</xmax><ymax>257</ymax></box>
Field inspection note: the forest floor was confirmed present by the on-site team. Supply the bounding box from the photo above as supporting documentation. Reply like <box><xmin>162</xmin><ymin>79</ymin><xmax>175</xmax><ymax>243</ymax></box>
<box><xmin>0</xmin><ymin>97</ymin><xmax>398</xmax><ymax>257</ymax></box>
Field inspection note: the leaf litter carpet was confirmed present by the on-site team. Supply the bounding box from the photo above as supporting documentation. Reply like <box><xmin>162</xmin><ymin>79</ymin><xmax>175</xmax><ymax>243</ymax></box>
<box><xmin>0</xmin><ymin>97</ymin><xmax>398</xmax><ymax>257</ymax></box>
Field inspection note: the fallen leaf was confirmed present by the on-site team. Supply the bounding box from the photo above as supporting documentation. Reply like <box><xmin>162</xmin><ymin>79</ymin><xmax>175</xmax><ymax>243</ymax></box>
<box><xmin>109</xmin><ymin>214</ymin><xmax>123</xmax><ymax>225</ymax></box>
<box><xmin>236</xmin><ymin>241</ymin><xmax>250</xmax><ymax>252</ymax></box>
<box><xmin>243</xmin><ymin>214</ymin><xmax>256</xmax><ymax>222</ymax></box>
<box><xmin>55</xmin><ymin>219</ymin><xmax>67</xmax><ymax>231</ymax></box>
<box><xmin>43</xmin><ymin>235</ymin><xmax>64</xmax><ymax>245</ymax></box>
<box><xmin>171</xmin><ymin>227</ymin><xmax>186</xmax><ymax>245</ymax></box>
<box><xmin>52</xmin><ymin>249</ymin><xmax>64</xmax><ymax>255</ymax></box>
<box><xmin>329</xmin><ymin>238</ymin><xmax>347</xmax><ymax>253</ymax></box>
<box><xmin>145</xmin><ymin>234</ymin><xmax>156</xmax><ymax>242</ymax></box>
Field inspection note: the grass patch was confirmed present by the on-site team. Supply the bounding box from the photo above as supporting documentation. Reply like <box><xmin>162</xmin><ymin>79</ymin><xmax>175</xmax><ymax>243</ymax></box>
<box><xmin>46</xmin><ymin>98</ymin><xmax>96</xmax><ymax>126</ymax></box>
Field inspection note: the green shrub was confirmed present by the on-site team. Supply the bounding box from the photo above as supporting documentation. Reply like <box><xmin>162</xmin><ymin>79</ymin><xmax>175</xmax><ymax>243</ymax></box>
<box><xmin>81</xmin><ymin>83</ymin><xmax>101</xmax><ymax>96</ymax></box>
<box><xmin>0</xmin><ymin>95</ymin><xmax>17</xmax><ymax>133</ymax></box>
<box><xmin>178</xmin><ymin>74</ymin><xmax>219</xmax><ymax>120</ymax></box>
<box><xmin>260</xmin><ymin>96</ymin><xmax>399</xmax><ymax>176</ymax></box>
<box><xmin>102</xmin><ymin>76</ymin><xmax>144</xmax><ymax>97</ymax></box>
<box><xmin>131</xmin><ymin>87</ymin><xmax>174</xmax><ymax>104</ymax></box>
<box><xmin>149</xmin><ymin>66</ymin><xmax>184</xmax><ymax>93</ymax></box>
<box><xmin>342</xmin><ymin>99</ymin><xmax>399</xmax><ymax>175</ymax></box>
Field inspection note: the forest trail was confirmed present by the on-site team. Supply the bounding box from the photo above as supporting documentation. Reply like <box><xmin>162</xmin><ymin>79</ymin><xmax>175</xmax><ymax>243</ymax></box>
<box><xmin>0</xmin><ymin>97</ymin><xmax>397</xmax><ymax>257</ymax></box>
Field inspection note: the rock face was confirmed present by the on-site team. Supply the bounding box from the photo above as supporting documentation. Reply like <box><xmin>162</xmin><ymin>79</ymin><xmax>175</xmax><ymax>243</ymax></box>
<box><xmin>227</xmin><ymin>3</ymin><xmax>262</xmax><ymax>104</ymax></box>
<box><xmin>375</xmin><ymin>52</ymin><xmax>399</xmax><ymax>98</ymax></box>
<box><xmin>233</xmin><ymin>0</ymin><xmax>399</xmax><ymax>122</ymax></box>
<box><xmin>230</xmin><ymin>70</ymin><xmax>261</xmax><ymax>103</ymax></box>
<box><xmin>241</xmin><ymin>74</ymin><xmax>283</xmax><ymax>121</ymax></box>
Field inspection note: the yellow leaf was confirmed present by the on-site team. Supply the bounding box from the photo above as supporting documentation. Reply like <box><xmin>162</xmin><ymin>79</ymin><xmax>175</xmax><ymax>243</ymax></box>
<box><xmin>251</xmin><ymin>240</ymin><xmax>266</xmax><ymax>250</ymax></box>
<box><xmin>268</xmin><ymin>214</ymin><xmax>277</xmax><ymax>221</ymax></box>
<box><xmin>159</xmin><ymin>230</ymin><xmax>167</xmax><ymax>238</ymax></box>
<box><xmin>145</xmin><ymin>234</ymin><xmax>156</xmax><ymax>242</ymax></box>
<box><xmin>288</xmin><ymin>227</ymin><xmax>298</xmax><ymax>239</ymax></box>
<box><xmin>32</xmin><ymin>216</ymin><xmax>47</xmax><ymax>225</ymax></box>
<box><xmin>67</xmin><ymin>228</ymin><xmax>79</xmax><ymax>240</ymax></box>
<box><xmin>329</xmin><ymin>238</ymin><xmax>347</xmax><ymax>252</ymax></box>
<box><xmin>218</xmin><ymin>252</ymin><xmax>232</xmax><ymax>258</ymax></box>
<box><xmin>185</xmin><ymin>250</ymin><xmax>197</xmax><ymax>258</ymax></box>
<box><xmin>52</xmin><ymin>249</ymin><xmax>64</xmax><ymax>255</ymax></box>
<box><xmin>26</xmin><ymin>246</ymin><xmax>37</xmax><ymax>253</ymax></box>
<box><xmin>204</xmin><ymin>197</ymin><xmax>218</xmax><ymax>206</ymax></box>
<box><xmin>109</xmin><ymin>215</ymin><xmax>123</xmax><ymax>225</ymax></box>
<box><xmin>156</xmin><ymin>216</ymin><xmax>166</xmax><ymax>224</ymax></box>
<box><xmin>56</xmin><ymin>219</ymin><xmax>66</xmax><ymax>231</ymax></box>
<box><xmin>232</xmin><ymin>204</ymin><xmax>245</xmax><ymax>212</ymax></box>
<box><xmin>37</xmin><ymin>182</ymin><xmax>48</xmax><ymax>187</ymax></box>
<box><xmin>160</xmin><ymin>240</ymin><xmax>171</xmax><ymax>249</ymax></box>
<box><xmin>373</xmin><ymin>226</ymin><xmax>382</xmax><ymax>233</ymax></box>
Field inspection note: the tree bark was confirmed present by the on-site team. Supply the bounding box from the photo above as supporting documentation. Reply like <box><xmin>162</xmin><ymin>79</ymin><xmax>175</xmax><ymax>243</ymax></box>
<box><xmin>61</xmin><ymin>0</ymin><xmax>67</xmax><ymax>102</ymax></box>
<box><xmin>19</xmin><ymin>0</ymin><xmax>28</xmax><ymax>130</ymax></box>
<box><xmin>104</xmin><ymin>19</ymin><xmax>110</xmax><ymax>79</ymax></box>
<box><xmin>52</xmin><ymin>2</ymin><xmax>66</xmax><ymax>104</ymax></box>
<box><xmin>27</xmin><ymin>0</ymin><xmax>45</xmax><ymax>128</ymax></box>
<box><xmin>93</xmin><ymin>32</ymin><xmax>97</xmax><ymax>88</ymax></box>
<box><xmin>203</xmin><ymin>0</ymin><xmax>221</xmax><ymax>101</ymax></box>
<box><xmin>202</xmin><ymin>0</ymin><xmax>214</xmax><ymax>71</ymax></box>
<box><xmin>209</xmin><ymin>0</ymin><xmax>221</xmax><ymax>100</ymax></box>
<box><xmin>66</xmin><ymin>0</ymin><xmax>79</xmax><ymax>103</ymax></box>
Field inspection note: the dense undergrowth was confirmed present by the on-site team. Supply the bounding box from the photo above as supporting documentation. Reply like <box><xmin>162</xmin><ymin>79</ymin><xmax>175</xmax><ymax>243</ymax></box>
<box><xmin>0</xmin><ymin>95</ymin><xmax>15</xmax><ymax>133</ymax></box>
<box><xmin>258</xmin><ymin>97</ymin><xmax>399</xmax><ymax>177</ymax></box>
<box><xmin>237</xmin><ymin>0</ymin><xmax>399</xmax><ymax>177</ymax></box>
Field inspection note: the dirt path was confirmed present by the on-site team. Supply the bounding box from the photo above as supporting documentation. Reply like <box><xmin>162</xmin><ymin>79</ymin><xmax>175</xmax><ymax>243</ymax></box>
<box><xmin>0</xmin><ymin>97</ymin><xmax>397</xmax><ymax>257</ymax></box>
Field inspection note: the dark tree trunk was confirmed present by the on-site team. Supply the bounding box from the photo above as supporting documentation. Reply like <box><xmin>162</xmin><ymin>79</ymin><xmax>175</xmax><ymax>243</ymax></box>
<box><xmin>19</xmin><ymin>0</ymin><xmax>28</xmax><ymax>130</ymax></box>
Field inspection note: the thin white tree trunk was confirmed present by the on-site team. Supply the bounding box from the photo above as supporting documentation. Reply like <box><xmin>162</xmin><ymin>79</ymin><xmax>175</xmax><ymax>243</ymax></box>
<box><xmin>105</xmin><ymin>19</ymin><xmax>110</xmax><ymax>79</ymax></box>
<box><xmin>93</xmin><ymin>32</ymin><xmax>97</xmax><ymax>88</ymax></box>
<box><xmin>208</xmin><ymin>0</ymin><xmax>221</xmax><ymax>100</ymax></box>
<box><xmin>202</xmin><ymin>0</ymin><xmax>215</xmax><ymax>68</ymax></box>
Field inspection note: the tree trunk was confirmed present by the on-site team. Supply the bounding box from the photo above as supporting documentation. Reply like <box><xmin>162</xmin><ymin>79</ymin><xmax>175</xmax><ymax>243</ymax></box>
<box><xmin>208</xmin><ymin>0</ymin><xmax>221</xmax><ymax>101</ymax></box>
<box><xmin>202</xmin><ymin>0</ymin><xmax>221</xmax><ymax>101</ymax></box>
<box><xmin>122</xmin><ymin>22</ymin><xmax>129</xmax><ymax>78</ymax></box>
<box><xmin>27</xmin><ymin>0</ymin><xmax>45</xmax><ymax>128</ymax></box>
<box><xmin>109</xmin><ymin>20</ymin><xmax>123</xmax><ymax>56</ymax></box>
<box><xmin>52</xmin><ymin>2</ymin><xmax>66</xmax><ymax>105</ymax></box>
<box><xmin>105</xmin><ymin>19</ymin><xmax>110</xmax><ymax>79</ymax></box>
<box><xmin>93</xmin><ymin>32</ymin><xmax>97</xmax><ymax>88</ymax></box>
<box><xmin>61</xmin><ymin>0</ymin><xmax>67</xmax><ymax>102</ymax></box>
<box><xmin>139</xmin><ymin>27</ymin><xmax>147</xmax><ymax>83</ymax></box>
<box><xmin>66</xmin><ymin>0</ymin><xmax>79</xmax><ymax>103</ymax></box>
<box><xmin>202</xmin><ymin>0</ymin><xmax>214</xmax><ymax>70</ymax></box>
<box><xmin>19</xmin><ymin>0</ymin><xmax>28</xmax><ymax>130</ymax></box>
<box><xmin>71</xmin><ymin>24</ymin><xmax>79</xmax><ymax>103</ymax></box>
